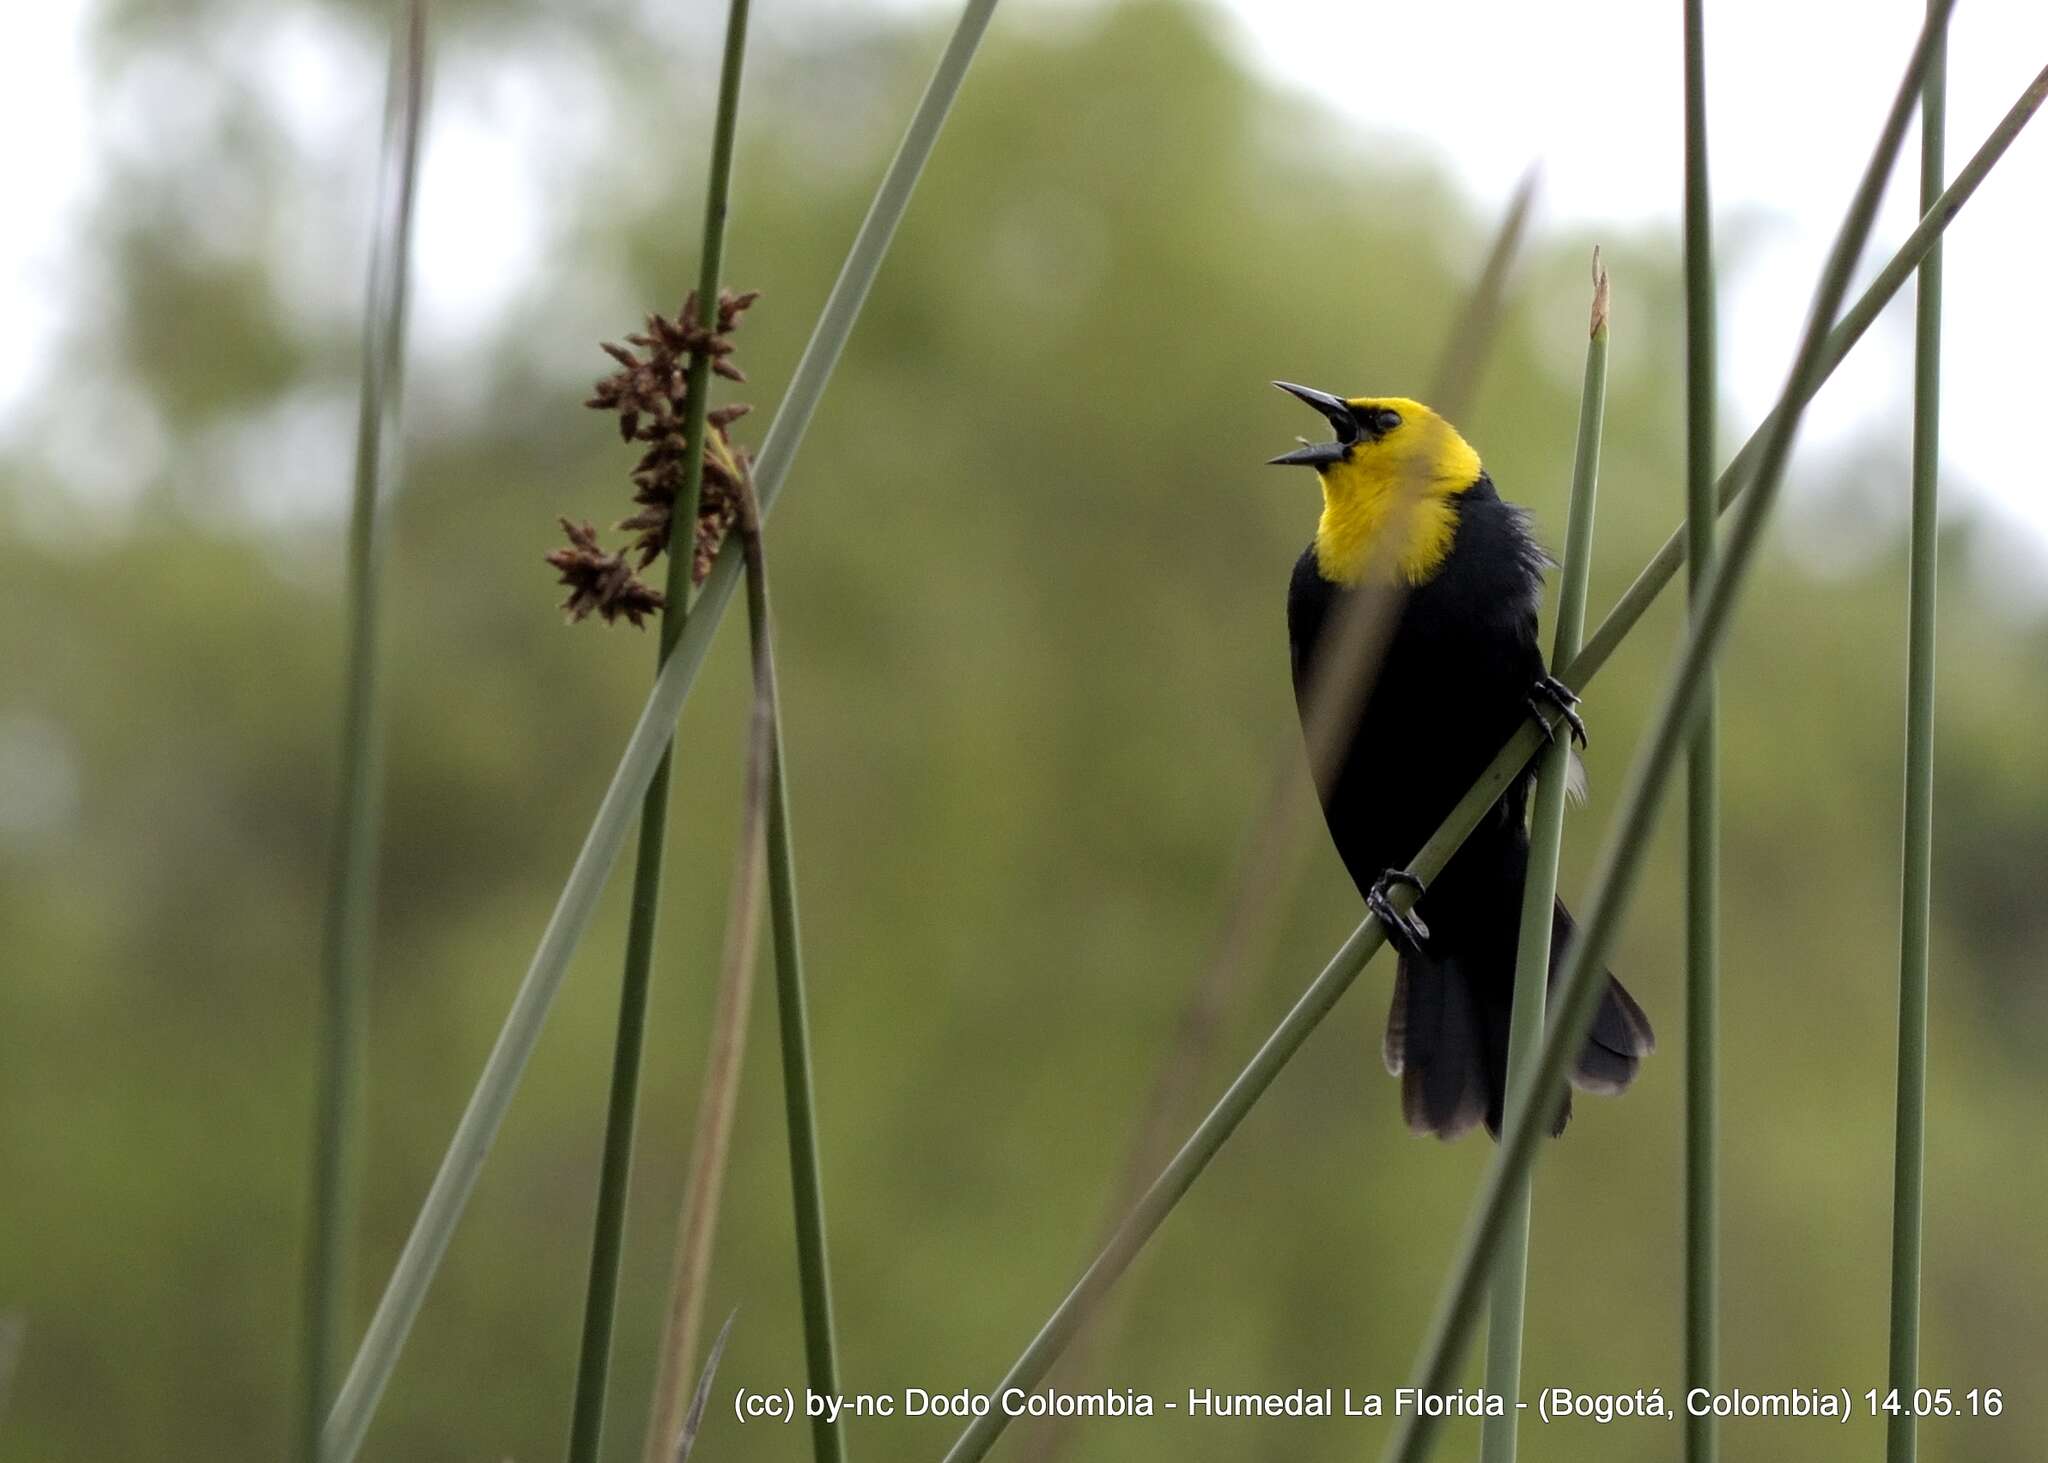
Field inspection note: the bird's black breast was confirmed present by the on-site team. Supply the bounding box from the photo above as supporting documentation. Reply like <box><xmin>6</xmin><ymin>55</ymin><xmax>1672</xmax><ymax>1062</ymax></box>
<box><xmin>1287</xmin><ymin>477</ymin><xmax>1550</xmax><ymax>910</ymax></box>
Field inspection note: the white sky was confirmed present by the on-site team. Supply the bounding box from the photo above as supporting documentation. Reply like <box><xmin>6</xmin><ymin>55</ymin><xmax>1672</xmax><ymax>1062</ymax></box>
<box><xmin>0</xmin><ymin>4</ymin><xmax>93</xmax><ymax>414</ymax></box>
<box><xmin>3</xmin><ymin>0</ymin><xmax>2044</xmax><ymax>563</ymax></box>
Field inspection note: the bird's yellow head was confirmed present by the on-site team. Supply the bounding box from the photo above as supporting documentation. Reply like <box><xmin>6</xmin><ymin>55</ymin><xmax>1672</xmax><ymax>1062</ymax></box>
<box><xmin>1269</xmin><ymin>383</ymin><xmax>1483</xmax><ymax>587</ymax></box>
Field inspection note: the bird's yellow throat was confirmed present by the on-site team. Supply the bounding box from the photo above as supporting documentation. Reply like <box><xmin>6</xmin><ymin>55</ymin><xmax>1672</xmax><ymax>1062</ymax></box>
<box><xmin>1312</xmin><ymin>397</ymin><xmax>1483</xmax><ymax>588</ymax></box>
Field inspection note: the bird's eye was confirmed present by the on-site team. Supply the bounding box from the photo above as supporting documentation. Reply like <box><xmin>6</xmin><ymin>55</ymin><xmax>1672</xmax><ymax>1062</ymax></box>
<box><xmin>1375</xmin><ymin>408</ymin><xmax>1402</xmax><ymax>434</ymax></box>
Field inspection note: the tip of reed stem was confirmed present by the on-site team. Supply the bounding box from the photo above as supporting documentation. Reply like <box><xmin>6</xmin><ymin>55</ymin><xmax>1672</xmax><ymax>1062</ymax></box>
<box><xmin>674</xmin><ymin>1308</ymin><xmax>739</xmax><ymax>1463</ymax></box>
<box><xmin>1590</xmin><ymin>246</ymin><xmax>1610</xmax><ymax>339</ymax></box>
<box><xmin>1510</xmin><ymin>162</ymin><xmax>1541</xmax><ymax>209</ymax></box>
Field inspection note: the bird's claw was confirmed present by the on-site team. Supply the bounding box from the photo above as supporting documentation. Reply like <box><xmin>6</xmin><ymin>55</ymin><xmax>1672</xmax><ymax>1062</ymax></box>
<box><xmin>1528</xmin><ymin>674</ymin><xmax>1588</xmax><ymax>748</ymax></box>
<box><xmin>1367</xmin><ymin>869</ymin><xmax>1430</xmax><ymax>956</ymax></box>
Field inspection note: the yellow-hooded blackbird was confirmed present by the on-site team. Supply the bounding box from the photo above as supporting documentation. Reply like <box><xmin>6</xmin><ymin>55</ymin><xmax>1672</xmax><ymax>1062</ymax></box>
<box><xmin>1271</xmin><ymin>383</ymin><xmax>1654</xmax><ymax>1139</ymax></box>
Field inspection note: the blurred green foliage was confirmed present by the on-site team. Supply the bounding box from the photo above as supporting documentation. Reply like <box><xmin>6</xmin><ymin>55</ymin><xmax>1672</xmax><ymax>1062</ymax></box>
<box><xmin>3</xmin><ymin>3</ymin><xmax>2046</xmax><ymax>1460</ymax></box>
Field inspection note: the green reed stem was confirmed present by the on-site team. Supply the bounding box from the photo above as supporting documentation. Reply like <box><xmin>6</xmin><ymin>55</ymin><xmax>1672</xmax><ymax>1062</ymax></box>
<box><xmin>565</xmin><ymin>4</ymin><xmax>752</xmax><ymax>1460</ymax></box>
<box><xmin>303</xmin><ymin>8</ymin><xmax>426</xmax><ymax>1459</ymax></box>
<box><xmin>761</xmin><ymin>610</ymin><xmax>847</xmax><ymax>1462</ymax></box>
<box><xmin>1680</xmin><ymin>4</ymin><xmax>1720</xmax><ymax>1460</ymax></box>
<box><xmin>1386</xmin><ymin>8</ymin><xmax>1955</xmax><ymax>1459</ymax></box>
<box><xmin>320</xmin><ymin>7</ymin><xmax>999</xmax><ymax>1458</ymax></box>
<box><xmin>942</xmin><ymin>17</ymin><xmax>2023</xmax><ymax>1463</ymax></box>
<box><xmin>1888</xmin><ymin>11</ymin><xmax>1945</xmax><ymax>1462</ymax></box>
<box><xmin>1478</xmin><ymin>259</ymin><xmax>1608</xmax><ymax>1463</ymax></box>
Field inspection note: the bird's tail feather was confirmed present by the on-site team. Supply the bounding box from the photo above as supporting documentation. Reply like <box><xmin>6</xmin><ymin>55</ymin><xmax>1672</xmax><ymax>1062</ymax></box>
<box><xmin>1549</xmin><ymin>897</ymin><xmax>1656</xmax><ymax>1101</ymax></box>
<box><xmin>1384</xmin><ymin>897</ymin><xmax>1654</xmax><ymax>1141</ymax></box>
<box><xmin>1383</xmin><ymin>953</ymin><xmax>1490</xmax><ymax>1140</ymax></box>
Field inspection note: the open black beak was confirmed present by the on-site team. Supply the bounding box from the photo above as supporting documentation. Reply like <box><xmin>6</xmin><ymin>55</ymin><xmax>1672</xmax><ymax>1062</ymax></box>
<box><xmin>1268</xmin><ymin>381</ymin><xmax>1357</xmax><ymax>467</ymax></box>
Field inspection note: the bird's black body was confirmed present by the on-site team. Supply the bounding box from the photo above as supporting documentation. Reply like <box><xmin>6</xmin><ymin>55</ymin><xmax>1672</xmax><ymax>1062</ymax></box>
<box><xmin>1289</xmin><ymin>476</ymin><xmax>1548</xmax><ymax>898</ymax></box>
<box><xmin>1287</xmin><ymin>473</ymin><xmax>1653</xmax><ymax>1138</ymax></box>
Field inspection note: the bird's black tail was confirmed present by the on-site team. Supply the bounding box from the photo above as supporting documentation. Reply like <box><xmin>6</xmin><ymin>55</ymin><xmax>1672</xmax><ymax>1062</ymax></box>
<box><xmin>1382</xmin><ymin>897</ymin><xmax>1654</xmax><ymax>1140</ymax></box>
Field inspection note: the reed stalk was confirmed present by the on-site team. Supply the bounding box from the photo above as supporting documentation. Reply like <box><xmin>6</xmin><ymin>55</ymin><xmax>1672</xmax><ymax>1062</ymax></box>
<box><xmin>1680</xmin><ymin>5</ymin><xmax>1721</xmax><ymax>1459</ymax></box>
<box><xmin>1477</xmin><ymin>254</ymin><xmax>1609</xmax><ymax>1463</ymax></box>
<box><xmin>760</xmin><ymin>591</ymin><xmax>848</xmax><ymax>1461</ymax></box>
<box><xmin>1385</xmin><ymin>8</ymin><xmax>1956</xmax><ymax>1458</ymax></box>
<box><xmin>564</xmin><ymin>3</ymin><xmax>751</xmax><ymax>1458</ymax></box>
<box><xmin>319</xmin><ymin>7</ymin><xmax>1000</xmax><ymax>1457</ymax></box>
<box><xmin>1887</xmin><ymin>8</ymin><xmax>1946</xmax><ymax>1460</ymax></box>
<box><xmin>302</xmin><ymin>8</ymin><xmax>426</xmax><ymax>1459</ymax></box>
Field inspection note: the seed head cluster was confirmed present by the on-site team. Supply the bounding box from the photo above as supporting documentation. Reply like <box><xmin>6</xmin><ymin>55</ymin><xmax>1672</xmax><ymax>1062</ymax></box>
<box><xmin>546</xmin><ymin>287</ymin><xmax>760</xmax><ymax>626</ymax></box>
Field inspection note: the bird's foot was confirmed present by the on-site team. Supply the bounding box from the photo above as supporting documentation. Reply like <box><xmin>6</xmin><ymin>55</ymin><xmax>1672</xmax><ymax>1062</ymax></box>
<box><xmin>1527</xmin><ymin>674</ymin><xmax>1588</xmax><ymax>748</ymax></box>
<box><xmin>1367</xmin><ymin>869</ymin><xmax>1431</xmax><ymax>957</ymax></box>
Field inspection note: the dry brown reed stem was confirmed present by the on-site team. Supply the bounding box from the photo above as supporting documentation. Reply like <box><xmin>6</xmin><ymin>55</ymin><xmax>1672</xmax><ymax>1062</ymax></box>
<box><xmin>640</xmin><ymin>459</ymin><xmax>777</xmax><ymax>1462</ymax></box>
